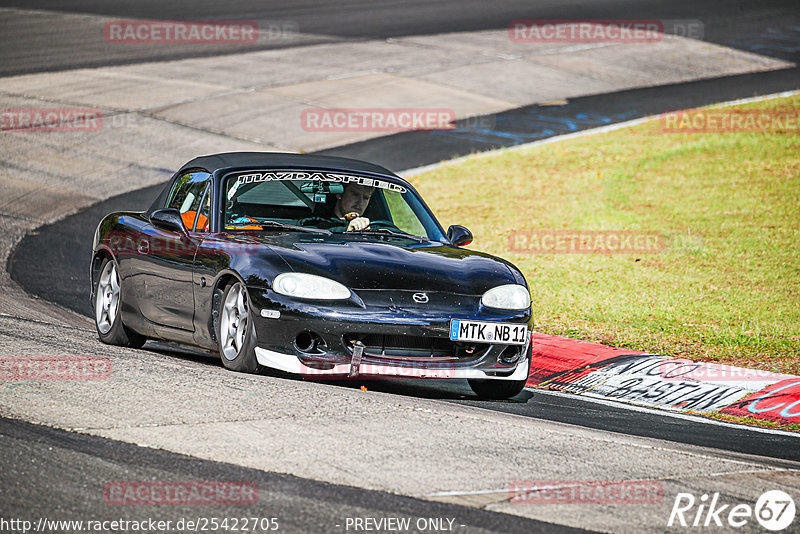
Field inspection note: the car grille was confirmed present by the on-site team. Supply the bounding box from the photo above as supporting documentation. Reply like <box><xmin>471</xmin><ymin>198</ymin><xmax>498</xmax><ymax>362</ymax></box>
<box><xmin>344</xmin><ymin>333</ymin><xmax>490</xmax><ymax>361</ymax></box>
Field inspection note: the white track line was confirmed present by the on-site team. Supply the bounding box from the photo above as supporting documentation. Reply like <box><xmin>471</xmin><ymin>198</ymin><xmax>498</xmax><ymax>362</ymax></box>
<box><xmin>426</xmin><ymin>467</ymin><xmax>799</xmax><ymax>498</ymax></box>
<box><xmin>531</xmin><ymin>388</ymin><xmax>800</xmax><ymax>438</ymax></box>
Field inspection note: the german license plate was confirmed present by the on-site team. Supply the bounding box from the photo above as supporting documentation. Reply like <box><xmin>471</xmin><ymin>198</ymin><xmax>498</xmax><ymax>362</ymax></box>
<box><xmin>449</xmin><ymin>320</ymin><xmax>528</xmax><ymax>345</ymax></box>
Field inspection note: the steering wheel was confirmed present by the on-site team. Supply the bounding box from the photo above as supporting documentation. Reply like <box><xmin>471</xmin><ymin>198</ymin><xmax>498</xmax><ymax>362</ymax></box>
<box><xmin>366</xmin><ymin>219</ymin><xmax>399</xmax><ymax>230</ymax></box>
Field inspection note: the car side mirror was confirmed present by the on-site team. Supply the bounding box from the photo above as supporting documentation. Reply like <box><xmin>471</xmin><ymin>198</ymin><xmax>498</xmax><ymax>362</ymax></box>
<box><xmin>447</xmin><ymin>225</ymin><xmax>473</xmax><ymax>247</ymax></box>
<box><xmin>151</xmin><ymin>208</ymin><xmax>188</xmax><ymax>235</ymax></box>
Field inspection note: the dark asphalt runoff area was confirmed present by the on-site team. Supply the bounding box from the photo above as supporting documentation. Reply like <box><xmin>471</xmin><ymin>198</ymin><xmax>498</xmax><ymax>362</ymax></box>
<box><xmin>0</xmin><ymin>416</ymin><xmax>585</xmax><ymax>534</ymax></box>
<box><xmin>1</xmin><ymin>0</ymin><xmax>798</xmax><ymax>76</ymax></box>
<box><xmin>3</xmin><ymin>0</ymin><xmax>800</xmax><ymax>528</ymax></box>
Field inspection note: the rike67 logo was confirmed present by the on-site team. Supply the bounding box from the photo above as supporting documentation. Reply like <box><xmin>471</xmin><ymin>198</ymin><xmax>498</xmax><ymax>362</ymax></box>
<box><xmin>668</xmin><ymin>490</ymin><xmax>795</xmax><ymax>531</ymax></box>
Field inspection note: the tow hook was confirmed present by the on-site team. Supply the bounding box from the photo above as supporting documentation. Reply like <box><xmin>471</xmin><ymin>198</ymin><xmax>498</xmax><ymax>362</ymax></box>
<box><xmin>349</xmin><ymin>341</ymin><xmax>365</xmax><ymax>377</ymax></box>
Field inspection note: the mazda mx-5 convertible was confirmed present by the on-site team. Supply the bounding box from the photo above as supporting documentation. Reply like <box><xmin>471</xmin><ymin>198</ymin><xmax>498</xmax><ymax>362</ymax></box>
<box><xmin>91</xmin><ymin>152</ymin><xmax>533</xmax><ymax>398</ymax></box>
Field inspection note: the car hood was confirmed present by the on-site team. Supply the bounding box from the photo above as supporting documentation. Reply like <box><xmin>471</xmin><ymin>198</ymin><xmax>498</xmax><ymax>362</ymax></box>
<box><xmin>226</xmin><ymin>233</ymin><xmax>522</xmax><ymax>294</ymax></box>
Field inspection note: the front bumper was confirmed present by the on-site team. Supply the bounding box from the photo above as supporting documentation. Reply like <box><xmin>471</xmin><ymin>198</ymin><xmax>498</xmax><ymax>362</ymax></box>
<box><xmin>254</xmin><ymin>345</ymin><xmax>530</xmax><ymax>380</ymax></box>
<box><xmin>248</xmin><ymin>287</ymin><xmax>532</xmax><ymax>380</ymax></box>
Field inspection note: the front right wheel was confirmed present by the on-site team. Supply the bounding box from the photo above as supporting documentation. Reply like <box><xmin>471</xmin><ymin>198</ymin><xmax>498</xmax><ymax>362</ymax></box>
<box><xmin>217</xmin><ymin>281</ymin><xmax>260</xmax><ymax>373</ymax></box>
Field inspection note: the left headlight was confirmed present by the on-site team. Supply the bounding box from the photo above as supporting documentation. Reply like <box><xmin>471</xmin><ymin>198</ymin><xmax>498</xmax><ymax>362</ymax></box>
<box><xmin>272</xmin><ymin>273</ymin><xmax>351</xmax><ymax>300</ymax></box>
<box><xmin>481</xmin><ymin>284</ymin><xmax>531</xmax><ymax>310</ymax></box>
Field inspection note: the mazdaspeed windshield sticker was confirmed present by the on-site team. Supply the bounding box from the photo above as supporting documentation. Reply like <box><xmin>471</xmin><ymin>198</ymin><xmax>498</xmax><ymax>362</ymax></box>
<box><xmin>233</xmin><ymin>171</ymin><xmax>407</xmax><ymax>193</ymax></box>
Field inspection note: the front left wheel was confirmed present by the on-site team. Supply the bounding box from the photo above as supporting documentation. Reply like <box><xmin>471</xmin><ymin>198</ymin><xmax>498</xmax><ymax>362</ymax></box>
<box><xmin>468</xmin><ymin>352</ymin><xmax>531</xmax><ymax>400</ymax></box>
<box><xmin>468</xmin><ymin>376</ymin><xmax>528</xmax><ymax>400</ymax></box>
<box><xmin>94</xmin><ymin>257</ymin><xmax>146</xmax><ymax>348</ymax></box>
<box><xmin>217</xmin><ymin>281</ymin><xmax>260</xmax><ymax>373</ymax></box>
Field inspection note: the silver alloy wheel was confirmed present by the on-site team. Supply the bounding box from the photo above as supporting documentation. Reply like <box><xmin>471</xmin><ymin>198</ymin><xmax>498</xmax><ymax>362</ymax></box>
<box><xmin>95</xmin><ymin>261</ymin><xmax>120</xmax><ymax>335</ymax></box>
<box><xmin>220</xmin><ymin>283</ymin><xmax>249</xmax><ymax>361</ymax></box>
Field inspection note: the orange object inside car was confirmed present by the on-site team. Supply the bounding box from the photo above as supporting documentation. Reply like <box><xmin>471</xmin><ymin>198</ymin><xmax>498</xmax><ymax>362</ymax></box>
<box><xmin>181</xmin><ymin>210</ymin><xmax>209</xmax><ymax>231</ymax></box>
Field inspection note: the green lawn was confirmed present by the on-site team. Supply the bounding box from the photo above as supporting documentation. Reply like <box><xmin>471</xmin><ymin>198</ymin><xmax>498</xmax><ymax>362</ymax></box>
<box><xmin>412</xmin><ymin>94</ymin><xmax>800</xmax><ymax>375</ymax></box>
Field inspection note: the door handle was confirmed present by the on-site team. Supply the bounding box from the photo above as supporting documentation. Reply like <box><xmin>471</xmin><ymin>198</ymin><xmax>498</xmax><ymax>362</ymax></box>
<box><xmin>138</xmin><ymin>239</ymin><xmax>150</xmax><ymax>254</ymax></box>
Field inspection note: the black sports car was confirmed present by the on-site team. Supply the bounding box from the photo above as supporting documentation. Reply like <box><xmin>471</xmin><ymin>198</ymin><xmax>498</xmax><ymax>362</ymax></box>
<box><xmin>91</xmin><ymin>152</ymin><xmax>532</xmax><ymax>399</ymax></box>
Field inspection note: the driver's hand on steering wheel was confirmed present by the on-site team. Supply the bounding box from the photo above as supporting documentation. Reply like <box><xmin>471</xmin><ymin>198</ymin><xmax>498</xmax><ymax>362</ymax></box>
<box><xmin>346</xmin><ymin>217</ymin><xmax>370</xmax><ymax>232</ymax></box>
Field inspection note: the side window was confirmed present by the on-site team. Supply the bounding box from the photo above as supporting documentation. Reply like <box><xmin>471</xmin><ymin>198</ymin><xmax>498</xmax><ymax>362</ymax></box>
<box><xmin>167</xmin><ymin>171</ymin><xmax>211</xmax><ymax>230</ymax></box>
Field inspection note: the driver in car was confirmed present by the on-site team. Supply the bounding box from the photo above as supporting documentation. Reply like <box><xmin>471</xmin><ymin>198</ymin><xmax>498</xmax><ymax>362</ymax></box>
<box><xmin>303</xmin><ymin>183</ymin><xmax>374</xmax><ymax>232</ymax></box>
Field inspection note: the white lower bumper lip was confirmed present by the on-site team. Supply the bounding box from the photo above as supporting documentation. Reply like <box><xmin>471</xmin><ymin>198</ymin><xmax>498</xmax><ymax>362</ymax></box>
<box><xmin>254</xmin><ymin>347</ymin><xmax>529</xmax><ymax>381</ymax></box>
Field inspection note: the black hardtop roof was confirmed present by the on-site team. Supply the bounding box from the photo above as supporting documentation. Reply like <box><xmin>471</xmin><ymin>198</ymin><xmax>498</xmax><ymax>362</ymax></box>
<box><xmin>179</xmin><ymin>152</ymin><xmax>399</xmax><ymax>178</ymax></box>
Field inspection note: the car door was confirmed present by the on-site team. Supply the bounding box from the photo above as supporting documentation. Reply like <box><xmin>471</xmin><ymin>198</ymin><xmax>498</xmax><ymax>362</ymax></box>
<box><xmin>135</xmin><ymin>171</ymin><xmax>210</xmax><ymax>333</ymax></box>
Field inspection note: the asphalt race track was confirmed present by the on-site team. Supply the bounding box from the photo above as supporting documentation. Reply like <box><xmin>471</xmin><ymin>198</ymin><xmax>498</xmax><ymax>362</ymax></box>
<box><xmin>2</xmin><ymin>1</ymin><xmax>800</xmax><ymax>532</ymax></box>
<box><xmin>9</xmin><ymin>85</ymin><xmax>800</xmax><ymax>463</ymax></box>
<box><xmin>0</xmin><ymin>416</ymin><xmax>580</xmax><ymax>533</ymax></box>
<box><xmin>1</xmin><ymin>0</ymin><xmax>798</xmax><ymax>76</ymax></box>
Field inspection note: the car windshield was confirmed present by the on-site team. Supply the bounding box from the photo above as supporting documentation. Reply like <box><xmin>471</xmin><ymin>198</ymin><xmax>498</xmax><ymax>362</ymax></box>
<box><xmin>222</xmin><ymin>171</ymin><xmax>446</xmax><ymax>241</ymax></box>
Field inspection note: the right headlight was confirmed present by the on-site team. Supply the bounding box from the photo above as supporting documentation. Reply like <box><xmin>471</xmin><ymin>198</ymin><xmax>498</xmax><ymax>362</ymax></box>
<box><xmin>481</xmin><ymin>284</ymin><xmax>531</xmax><ymax>310</ymax></box>
<box><xmin>272</xmin><ymin>273</ymin><xmax>351</xmax><ymax>300</ymax></box>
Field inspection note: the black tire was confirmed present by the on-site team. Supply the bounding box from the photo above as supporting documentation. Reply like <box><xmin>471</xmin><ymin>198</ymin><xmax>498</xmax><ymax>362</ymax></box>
<box><xmin>468</xmin><ymin>377</ymin><xmax>528</xmax><ymax>400</ymax></box>
<box><xmin>217</xmin><ymin>281</ymin><xmax>260</xmax><ymax>373</ymax></box>
<box><xmin>93</xmin><ymin>257</ymin><xmax>146</xmax><ymax>348</ymax></box>
<box><xmin>468</xmin><ymin>352</ymin><xmax>531</xmax><ymax>400</ymax></box>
